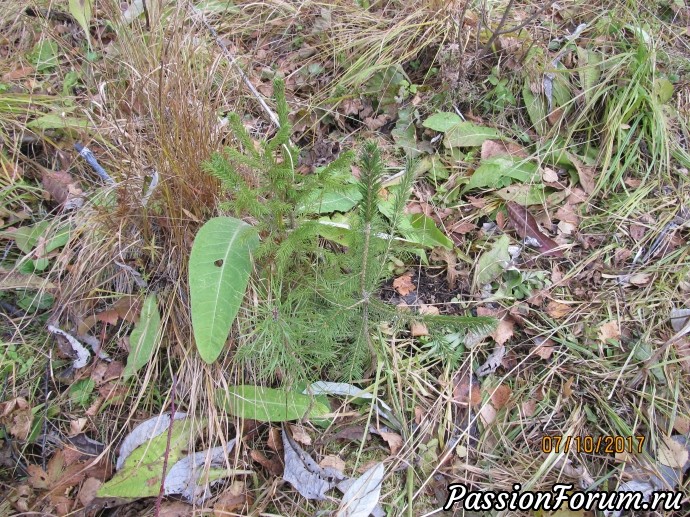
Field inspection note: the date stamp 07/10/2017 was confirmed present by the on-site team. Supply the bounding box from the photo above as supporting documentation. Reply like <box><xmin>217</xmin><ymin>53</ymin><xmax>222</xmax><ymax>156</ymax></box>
<box><xmin>442</xmin><ymin>434</ymin><xmax>684</xmax><ymax>514</ymax></box>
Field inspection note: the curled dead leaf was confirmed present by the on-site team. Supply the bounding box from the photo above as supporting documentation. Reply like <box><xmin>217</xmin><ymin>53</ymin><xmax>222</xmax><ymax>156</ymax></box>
<box><xmin>393</xmin><ymin>272</ymin><xmax>416</xmax><ymax>296</ymax></box>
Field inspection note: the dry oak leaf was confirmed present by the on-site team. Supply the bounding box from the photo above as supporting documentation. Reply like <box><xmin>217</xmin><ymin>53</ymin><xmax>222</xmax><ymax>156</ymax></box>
<box><xmin>0</xmin><ymin>397</ymin><xmax>32</xmax><ymax>440</ymax></box>
<box><xmin>214</xmin><ymin>481</ymin><xmax>252</xmax><ymax>515</ymax></box>
<box><xmin>379</xmin><ymin>431</ymin><xmax>403</xmax><ymax>455</ymax></box>
<box><xmin>491</xmin><ymin>317</ymin><xmax>515</xmax><ymax>345</ymax></box>
<box><xmin>521</xmin><ymin>399</ymin><xmax>537</xmax><ymax>417</ymax></box>
<box><xmin>546</xmin><ymin>300</ymin><xmax>573</xmax><ymax>319</ymax></box>
<box><xmin>320</xmin><ymin>455</ymin><xmax>346</xmax><ymax>472</ymax></box>
<box><xmin>533</xmin><ymin>340</ymin><xmax>554</xmax><ymax>360</ymax></box>
<box><xmin>481</xmin><ymin>139</ymin><xmax>528</xmax><ymax>160</ymax></box>
<box><xmin>598</xmin><ymin>321</ymin><xmax>621</xmax><ymax>342</ymax></box>
<box><xmin>393</xmin><ymin>272</ymin><xmax>416</xmax><ymax>296</ymax></box>
<box><xmin>453</xmin><ymin>371</ymin><xmax>482</xmax><ymax>407</ymax></box>
<box><xmin>290</xmin><ymin>424</ymin><xmax>312</xmax><ymax>446</ymax></box>
<box><xmin>250</xmin><ymin>449</ymin><xmax>283</xmax><ymax>477</ymax></box>
<box><xmin>490</xmin><ymin>384</ymin><xmax>512</xmax><ymax>410</ymax></box>
<box><xmin>410</xmin><ymin>321</ymin><xmax>429</xmax><ymax>337</ymax></box>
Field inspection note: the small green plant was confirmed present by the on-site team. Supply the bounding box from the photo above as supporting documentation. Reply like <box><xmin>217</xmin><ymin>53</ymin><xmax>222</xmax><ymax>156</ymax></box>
<box><xmin>193</xmin><ymin>78</ymin><xmax>494</xmax><ymax>382</ymax></box>
<box><xmin>482</xmin><ymin>66</ymin><xmax>517</xmax><ymax>112</ymax></box>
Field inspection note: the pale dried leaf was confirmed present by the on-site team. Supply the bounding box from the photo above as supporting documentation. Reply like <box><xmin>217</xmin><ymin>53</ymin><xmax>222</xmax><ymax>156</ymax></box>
<box><xmin>379</xmin><ymin>432</ymin><xmax>403</xmax><ymax>455</ymax></box>
<box><xmin>282</xmin><ymin>430</ymin><xmax>344</xmax><ymax>500</ymax></box>
<box><xmin>657</xmin><ymin>435</ymin><xmax>689</xmax><ymax>469</ymax></box>
<box><xmin>476</xmin><ymin>345</ymin><xmax>506</xmax><ymax>377</ymax></box>
<box><xmin>598</xmin><ymin>321</ymin><xmax>621</xmax><ymax>342</ymax></box>
<box><xmin>491</xmin><ymin>318</ymin><xmax>514</xmax><ymax>345</ymax></box>
<box><xmin>393</xmin><ymin>272</ymin><xmax>416</xmax><ymax>296</ymax></box>
<box><xmin>336</xmin><ymin>463</ymin><xmax>384</xmax><ymax>517</ymax></box>
<box><xmin>116</xmin><ymin>412</ymin><xmax>188</xmax><ymax>470</ymax></box>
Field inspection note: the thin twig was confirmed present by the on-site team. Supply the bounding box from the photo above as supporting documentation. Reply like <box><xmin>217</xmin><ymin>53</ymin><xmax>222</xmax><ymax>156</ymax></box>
<box><xmin>154</xmin><ymin>373</ymin><xmax>178</xmax><ymax>517</ymax></box>
<box><xmin>189</xmin><ymin>4</ymin><xmax>280</xmax><ymax>128</ymax></box>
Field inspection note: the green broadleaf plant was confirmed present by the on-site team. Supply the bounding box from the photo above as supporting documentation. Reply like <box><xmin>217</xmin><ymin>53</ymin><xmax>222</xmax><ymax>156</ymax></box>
<box><xmin>123</xmin><ymin>294</ymin><xmax>161</xmax><ymax>379</ymax></box>
<box><xmin>218</xmin><ymin>385</ymin><xmax>331</xmax><ymax>422</ymax></box>
<box><xmin>189</xmin><ymin>217</ymin><xmax>259</xmax><ymax>363</ymax></box>
<box><xmin>197</xmin><ymin>78</ymin><xmax>495</xmax><ymax>379</ymax></box>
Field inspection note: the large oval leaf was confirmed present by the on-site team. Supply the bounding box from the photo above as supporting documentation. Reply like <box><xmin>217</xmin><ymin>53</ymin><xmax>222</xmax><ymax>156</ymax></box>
<box><xmin>217</xmin><ymin>386</ymin><xmax>331</xmax><ymax>422</ymax></box>
<box><xmin>189</xmin><ymin>217</ymin><xmax>259</xmax><ymax>363</ymax></box>
<box><xmin>123</xmin><ymin>294</ymin><xmax>160</xmax><ymax>379</ymax></box>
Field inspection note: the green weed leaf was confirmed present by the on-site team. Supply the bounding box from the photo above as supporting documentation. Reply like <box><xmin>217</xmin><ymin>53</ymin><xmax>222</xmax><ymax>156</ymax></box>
<box><xmin>28</xmin><ymin>113</ymin><xmax>89</xmax><ymax>131</ymax></box>
<box><xmin>422</xmin><ymin>112</ymin><xmax>462</xmax><ymax>132</ymax></box>
<box><xmin>474</xmin><ymin>235</ymin><xmax>511</xmax><ymax>287</ymax></box>
<box><xmin>189</xmin><ymin>217</ymin><xmax>259</xmax><ymax>363</ymax></box>
<box><xmin>97</xmin><ymin>418</ymin><xmax>196</xmax><ymax>499</ymax></box>
<box><xmin>28</xmin><ymin>40</ymin><xmax>58</xmax><ymax>73</ymax></box>
<box><xmin>298</xmin><ymin>185</ymin><xmax>362</xmax><ymax>214</ymax></box>
<box><xmin>217</xmin><ymin>386</ymin><xmax>331</xmax><ymax>422</ymax></box>
<box><xmin>464</xmin><ymin>157</ymin><xmax>539</xmax><ymax>192</ymax></box>
<box><xmin>68</xmin><ymin>0</ymin><xmax>93</xmax><ymax>46</ymax></box>
<box><xmin>522</xmin><ymin>81</ymin><xmax>548</xmax><ymax>135</ymax></box>
<box><xmin>123</xmin><ymin>294</ymin><xmax>160</xmax><ymax>379</ymax></box>
<box><xmin>423</xmin><ymin>113</ymin><xmax>501</xmax><ymax>147</ymax></box>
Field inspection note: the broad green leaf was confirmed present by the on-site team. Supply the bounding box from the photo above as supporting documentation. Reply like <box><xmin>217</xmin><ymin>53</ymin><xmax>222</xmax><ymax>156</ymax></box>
<box><xmin>495</xmin><ymin>184</ymin><xmax>546</xmax><ymax>205</ymax></box>
<box><xmin>423</xmin><ymin>113</ymin><xmax>501</xmax><ymax>147</ymax></box>
<box><xmin>28</xmin><ymin>40</ymin><xmax>58</xmax><ymax>73</ymax></box>
<box><xmin>422</xmin><ymin>112</ymin><xmax>463</xmax><ymax>132</ymax></box>
<box><xmin>69</xmin><ymin>378</ymin><xmax>95</xmax><ymax>406</ymax></box>
<box><xmin>402</xmin><ymin>214</ymin><xmax>453</xmax><ymax>249</ymax></box>
<box><xmin>217</xmin><ymin>386</ymin><xmax>331</xmax><ymax>422</ymax></box>
<box><xmin>123</xmin><ymin>294</ymin><xmax>160</xmax><ymax>379</ymax></box>
<box><xmin>577</xmin><ymin>47</ymin><xmax>601</xmax><ymax>105</ymax></box>
<box><xmin>464</xmin><ymin>156</ymin><xmax>539</xmax><ymax>192</ymax></box>
<box><xmin>655</xmin><ymin>78</ymin><xmax>674</xmax><ymax>104</ymax></box>
<box><xmin>522</xmin><ymin>80</ymin><xmax>547</xmax><ymax>135</ymax></box>
<box><xmin>315</xmin><ymin>216</ymin><xmax>354</xmax><ymax>246</ymax></box>
<box><xmin>444</xmin><ymin>122</ymin><xmax>501</xmax><ymax>148</ymax></box>
<box><xmin>13</xmin><ymin>221</ymin><xmax>50</xmax><ymax>253</ymax></box>
<box><xmin>28</xmin><ymin>113</ymin><xmax>89</xmax><ymax>131</ymax></box>
<box><xmin>17</xmin><ymin>291</ymin><xmax>54</xmax><ymax>312</ymax></box>
<box><xmin>97</xmin><ymin>418</ymin><xmax>196</xmax><ymax>499</ymax></box>
<box><xmin>189</xmin><ymin>217</ymin><xmax>259</xmax><ymax>363</ymax></box>
<box><xmin>392</xmin><ymin>107</ymin><xmax>421</xmax><ymax>158</ymax></box>
<box><xmin>298</xmin><ymin>185</ymin><xmax>362</xmax><ymax>214</ymax></box>
<box><xmin>474</xmin><ymin>235</ymin><xmax>510</xmax><ymax>287</ymax></box>
<box><xmin>68</xmin><ymin>0</ymin><xmax>93</xmax><ymax>46</ymax></box>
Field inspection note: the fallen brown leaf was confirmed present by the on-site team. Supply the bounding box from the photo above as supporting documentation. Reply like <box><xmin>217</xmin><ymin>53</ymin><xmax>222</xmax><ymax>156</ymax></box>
<box><xmin>0</xmin><ymin>397</ymin><xmax>32</xmax><ymax>440</ymax></box>
<box><xmin>568</xmin><ymin>154</ymin><xmax>596</xmax><ymax>194</ymax></box>
<box><xmin>320</xmin><ymin>455</ymin><xmax>346</xmax><ymax>472</ymax></box>
<box><xmin>289</xmin><ymin>424</ymin><xmax>312</xmax><ymax>446</ymax></box>
<box><xmin>214</xmin><ymin>481</ymin><xmax>251</xmax><ymax>515</ymax></box>
<box><xmin>598</xmin><ymin>321</ymin><xmax>621</xmax><ymax>342</ymax></box>
<box><xmin>490</xmin><ymin>385</ymin><xmax>512</xmax><ymax>409</ymax></box>
<box><xmin>506</xmin><ymin>202</ymin><xmax>563</xmax><ymax>257</ymax></box>
<box><xmin>393</xmin><ymin>272</ymin><xmax>416</xmax><ymax>296</ymax></box>
<box><xmin>562</xmin><ymin>376</ymin><xmax>574</xmax><ymax>398</ymax></box>
<box><xmin>546</xmin><ymin>300</ymin><xmax>573</xmax><ymax>319</ymax></box>
<box><xmin>379</xmin><ymin>431</ymin><xmax>403</xmax><ymax>455</ymax></box>
<box><xmin>410</xmin><ymin>321</ymin><xmax>429</xmax><ymax>337</ymax></box>
<box><xmin>481</xmin><ymin>139</ymin><xmax>528</xmax><ymax>160</ymax></box>
<box><xmin>491</xmin><ymin>318</ymin><xmax>514</xmax><ymax>345</ymax></box>
<box><xmin>250</xmin><ymin>449</ymin><xmax>283</xmax><ymax>477</ymax></box>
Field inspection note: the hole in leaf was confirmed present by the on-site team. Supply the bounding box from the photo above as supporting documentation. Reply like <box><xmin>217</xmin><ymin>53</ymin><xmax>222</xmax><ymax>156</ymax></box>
<box><xmin>214</xmin><ymin>259</ymin><xmax>223</xmax><ymax>267</ymax></box>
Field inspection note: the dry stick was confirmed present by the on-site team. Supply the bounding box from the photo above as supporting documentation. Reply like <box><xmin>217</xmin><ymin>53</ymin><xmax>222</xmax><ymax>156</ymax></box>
<box><xmin>154</xmin><ymin>373</ymin><xmax>178</xmax><ymax>517</ymax></box>
<box><xmin>190</xmin><ymin>4</ymin><xmax>281</xmax><ymax>128</ymax></box>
